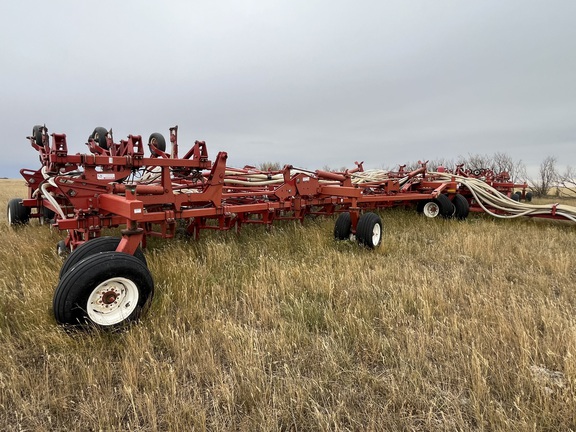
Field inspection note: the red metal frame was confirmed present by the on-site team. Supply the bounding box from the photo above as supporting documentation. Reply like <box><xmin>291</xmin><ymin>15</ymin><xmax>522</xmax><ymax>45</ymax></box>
<box><xmin>18</xmin><ymin>126</ymin><xmax>462</xmax><ymax>252</ymax></box>
<box><xmin>17</xmin><ymin>125</ymin><xmax>576</xmax><ymax>330</ymax></box>
<box><xmin>21</xmin><ymin>125</ymin><xmax>570</xmax><ymax>256</ymax></box>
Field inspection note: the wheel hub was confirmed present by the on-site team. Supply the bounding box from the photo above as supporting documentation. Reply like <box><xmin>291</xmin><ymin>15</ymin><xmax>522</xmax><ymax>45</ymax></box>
<box><xmin>91</xmin><ymin>281</ymin><xmax>126</xmax><ymax>310</ymax></box>
<box><xmin>101</xmin><ymin>290</ymin><xmax>119</xmax><ymax>305</ymax></box>
<box><xmin>423</xmin><ymin>202</ymin><xmax>440</xmax><ymax>218</ymax></box>
<box><xmin>87</xmin><ymin>277</ymin><xmax>140</xmax><ymax>326</ymax></box>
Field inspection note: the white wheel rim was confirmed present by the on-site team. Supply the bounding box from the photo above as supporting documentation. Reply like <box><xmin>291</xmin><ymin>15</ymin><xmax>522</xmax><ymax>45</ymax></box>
<box><xmin>371</xmin><ymin>223</ymin><xmax>381</xmax><ymax>246</ymax></box>
<box><xmin>423</xmin><ymin>202</ymin><xmax>440</xmax><ymax>218</ymax></box>
<box><xmin>87</xmin><ymin>277</ymin><xmax>139</xmax><ymax>326</ymax></box>
<box><xmin>7</xmin><ymin>207</ymin><xmax>12</xmax><ymax>225</ymax></box>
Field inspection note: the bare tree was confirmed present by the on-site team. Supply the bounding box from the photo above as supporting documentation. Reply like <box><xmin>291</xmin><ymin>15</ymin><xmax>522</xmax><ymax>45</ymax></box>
<box><xmin>557</xmin><ymin>165</ymin><xmax>576</xmax><ymax>198</ymax></box>
<box><xmin>428</xmin><ymin>157</ymin><xmax>456</xmax><ymax>172</ymax></box>
<box><xmin>258</xmin><ymin>161</ymin><xmax>282</xmax><ymax>171</ymax></box>
<box><xmin>321</xmin><ymin>165</ymin><xmax>350</xmax><ymax>172</ymax></box>
<box><xmin>399</xmin><ymin>161</ymin><xmax>419</xmax><ymax>172</ymax></box>
<box><xmin>492</xmin><ymin>152</ymin><xmax>527</xmax><ymax>183</ymax></box>
<box><xmin>530</xmin><ymin>156</ymin><xmax>558</xmax><ymax>197</ymax></box>
<box><xmin>461</xmin><ymin>153</ymin><xmax>495</xmax><ymax>172</ymax></box>
<box><xmin>514</xmin><ymin>160</ymin><xmax>528</xmax><ymax>184</ymax></box>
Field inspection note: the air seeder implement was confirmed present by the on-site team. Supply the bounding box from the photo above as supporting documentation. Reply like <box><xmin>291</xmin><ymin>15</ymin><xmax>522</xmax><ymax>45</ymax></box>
<box><xmin>8</xmin><ymin>125</ymin><xmax>576</xmax><ymax>329</ymax></box>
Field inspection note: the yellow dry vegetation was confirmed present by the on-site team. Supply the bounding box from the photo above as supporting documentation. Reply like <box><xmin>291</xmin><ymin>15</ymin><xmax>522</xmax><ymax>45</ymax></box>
<box><xmin>0</xmin><ymin>179</ymin><xmax>575</xmax><ymax>431</ymax></box>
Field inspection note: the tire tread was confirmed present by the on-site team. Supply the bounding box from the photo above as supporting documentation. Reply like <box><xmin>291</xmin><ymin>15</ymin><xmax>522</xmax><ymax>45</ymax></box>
<box><xmin>53</xmin><ymin>252</ymin><xmax>153</xmax><ymax>327</ymax></box>
<box><xmin>334</xmin><ymin>212</ymin><xmax>352</xmax><ymax>240</ymax></box>
<box><xmin>356</xmin><ymin>212</ymin><xmax>382</xmax><ymax>248</ymax></box>
<box><xmin>59</xmin><ymin>236</ymin><xmax>147</xmax><ymax>279</ymax></box>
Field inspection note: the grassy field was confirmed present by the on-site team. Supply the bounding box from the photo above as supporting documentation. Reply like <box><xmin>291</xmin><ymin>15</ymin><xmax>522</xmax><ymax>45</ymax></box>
<box><xmin>1</xmin><ymin>178</ymin><xmax>575</xmax><ymax>431</ymax></box>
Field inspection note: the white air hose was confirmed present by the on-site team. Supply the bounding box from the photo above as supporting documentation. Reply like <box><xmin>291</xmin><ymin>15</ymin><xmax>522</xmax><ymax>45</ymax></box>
<box><xmin>139</xmin><ymin>166</ymin><xmax>162</xmax><ymax>184</ymax></box>
<box><xmin>38</xmin><ymin>166</ymin><xmax>66</xmax><ymax>219</ymax></box>
<box><xmin>222</xmin><ymin>169</ymin><xmax>410</xmax><ymax>188</ymax></box>
<box><xmin>40</xmin><ymin>182</ymin><xmax>66</xmax><ymax>219</ymax></box>
<box><xmin>351</xmin><ymin>169</ymin><xmax>391</xmax><ymax>184</ymax></box>
<box><xmin>430</xmin><ymin>172</ymin><xmax>576</xmax><ymax>222</ymax></box>
<box><xmin>223</xmin><ymin>178</ymin><xmax>285</xmax><ymax>186</ymax></box>
<box><xmin>223</xmin><ymin>171</ymin><xmax>284</xmax><ymax>186</ymax></box>
<box><xmin>351</xmin><ymin>170</ymin><xmax>411</xmax><ymax>187</ymax></box>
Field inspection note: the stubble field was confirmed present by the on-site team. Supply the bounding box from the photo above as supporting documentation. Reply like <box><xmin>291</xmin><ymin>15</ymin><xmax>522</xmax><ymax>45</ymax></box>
<box><xmin>0</xmin><ymin>179</ymin><xmax>575</xmax><ymax>431</ymax></box>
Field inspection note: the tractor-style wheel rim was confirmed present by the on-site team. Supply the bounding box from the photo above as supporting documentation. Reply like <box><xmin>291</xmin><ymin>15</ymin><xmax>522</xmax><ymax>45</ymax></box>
<box><xmin>423</xmin><ymin>202</ymin><xmax>440</xmax><ymax>218</ymax></box>
<box><xmin>87</xmin><ymin>277</ymin><xmax>139</xmax><ymax>326</ymax></box>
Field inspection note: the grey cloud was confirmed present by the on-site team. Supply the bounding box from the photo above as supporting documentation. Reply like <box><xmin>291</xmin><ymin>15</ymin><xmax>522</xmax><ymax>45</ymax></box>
<box><xmin>1</xmin><ymin>0</ymin><xmax>575</xmax><ymax>178</ymax></box>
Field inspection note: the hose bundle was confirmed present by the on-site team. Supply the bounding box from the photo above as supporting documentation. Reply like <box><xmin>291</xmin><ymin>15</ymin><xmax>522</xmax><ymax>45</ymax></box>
<box><xmin>431</xmin><ymin>172</ymin><xmax>576</xmax><ymax>222</ymax></box>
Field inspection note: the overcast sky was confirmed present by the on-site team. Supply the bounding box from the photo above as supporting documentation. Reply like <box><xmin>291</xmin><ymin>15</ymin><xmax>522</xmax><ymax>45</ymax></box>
<box><xmin>1</xmin><ymin>0</ymin><xmax>574</xmax><ymax>178</ymax></box>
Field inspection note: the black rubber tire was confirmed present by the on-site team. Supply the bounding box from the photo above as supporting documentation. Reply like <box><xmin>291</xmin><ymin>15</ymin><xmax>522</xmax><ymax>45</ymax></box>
<box><xmin>334</xmin><ymin>212</ymin><xmax>352</xmax><ymax>240</ymax></box>
<box><xmin>525</xmin><ymin>191</ymin><xmax>533</xmax><ymax>202</ymax></box>
<box><xmin>148</xmin><ymin>133</ymin><xmax>166</xmax><ymax>153</ymax></box>
<box><xmin>436</xmin><ymin>194</ymin><xmax>455</xmax><ymax>218</ymax></box>
<box><xmin>451</xmin><ymin>194</ymin><xmax>470</xmax><ymax>220</ymax></box>
<box><xmin>89</xmin><ymin>127</ymin><xmax>109</xmax><ymax>150</ymax></box>
<box><xmin>59</xmin><ymin>236</ymin><xmax>147</xmax><ymax>279</ymax></box>
<box><xmin>511</xmin><ymin>192</ymin><xmax>520</xmax><ymax>202</ymax></box>
<box><xmin>356</xmin><ymin>212</ymin><xmax>383</xmax><ymax>249</ymax></box>
<box><xmin>416</xmin><ymin>200</ymin><xmax>427</xmax><ymax>214</ymax></box>
<box><xmin>43</xmin><ymin>206</ymin><xmax>56</xmax><ymax>223</ymax></box>
<box><xmin>32</xmin><ymin>125</ymin><xmax>44</xmax><ymax>146</ymax></box>
<box><xmin>53</xmin><ymin>251</ymin><xmax>154</xmax><ymax>329</ymax></box>
<box><xmin>7</xmin><ymin>198</ymin><xmax>30</xmax><ymax>225</ymax></box>
<box><xmin>419</xmin><ymin>195</ymin><xmax>454</xmax><ymax>219</ymax></box>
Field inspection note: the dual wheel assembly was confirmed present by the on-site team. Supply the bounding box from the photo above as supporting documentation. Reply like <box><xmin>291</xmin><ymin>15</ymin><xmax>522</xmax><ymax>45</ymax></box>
<box><xmin>7</xmin><ymin>198</ymin><xmax>55</xmax><ymax>226</ymax></box>
<box><xmin>7</xmin><ymin>198</ymin><xmax>30</xmax><ymax>225</ymax></box>
<box><xmin>416</xmin><ymin>194</ymin><xmax>469</xmax><ymax>220</ymax></box>
<box><xmin>53</xmin><ymin>237</ymin><xmax>153</xmax><ymax>329</ymax></box>
<box><xmin>334</xmin><ymin>211</ymin><xmax>383</xmax><ymax>248</ymax></box>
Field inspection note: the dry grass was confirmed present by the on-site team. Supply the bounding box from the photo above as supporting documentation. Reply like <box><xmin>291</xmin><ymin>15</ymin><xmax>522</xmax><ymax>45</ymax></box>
<box><xmin>1</xmin><ymin>178</ymin><xmax>575</xmax><ymax>431</ymax></box>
